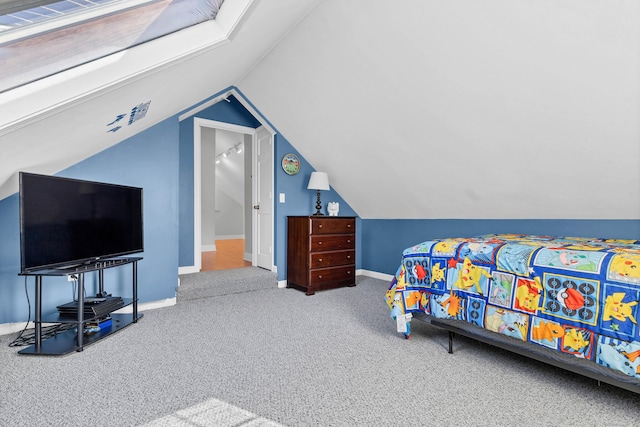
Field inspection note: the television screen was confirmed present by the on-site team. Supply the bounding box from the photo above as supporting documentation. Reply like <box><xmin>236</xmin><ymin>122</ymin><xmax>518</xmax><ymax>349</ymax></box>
<box><xmin>19</xmin><ymin>172</ymin><xmax>144</xmax><ymax>273</ymax></box>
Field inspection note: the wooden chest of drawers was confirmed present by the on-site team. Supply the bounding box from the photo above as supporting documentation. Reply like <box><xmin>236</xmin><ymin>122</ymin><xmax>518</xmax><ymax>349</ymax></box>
<box><xmin>287</xmin><ymin>216</ymin><xmax>356</xmax><ymax>295</ymax></box>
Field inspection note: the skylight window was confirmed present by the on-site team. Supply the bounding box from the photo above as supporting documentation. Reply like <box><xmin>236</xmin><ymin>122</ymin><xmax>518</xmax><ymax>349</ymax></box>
<box><xmin>0</xmin><ymin>0</ymin><xmax>224</xmax><ymax>93</ymax></box>
<box><xmin>0</xmin><ymin>0</ymin><xmax>130</xmax><ymax>33</ymax></box>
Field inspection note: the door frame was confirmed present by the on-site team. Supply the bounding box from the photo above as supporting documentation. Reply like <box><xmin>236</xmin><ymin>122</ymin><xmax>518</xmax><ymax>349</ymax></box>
<box><xmin>180</xmin><ymin>90</ymin><xmax>276</xmax><ymax>274</ymax></box>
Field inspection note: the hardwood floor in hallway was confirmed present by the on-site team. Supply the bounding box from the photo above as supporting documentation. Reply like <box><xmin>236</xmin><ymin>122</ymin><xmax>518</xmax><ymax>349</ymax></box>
<box><xmin>201</xmin><ymin>239</ymin><xmax>252</xmax><ymax>271</ymax></box>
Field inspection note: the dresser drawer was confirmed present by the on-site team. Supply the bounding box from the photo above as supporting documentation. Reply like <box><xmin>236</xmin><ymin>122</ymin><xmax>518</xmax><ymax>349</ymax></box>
<box><xmin>310</xmin><ymin>218</ymin><xmax>355</xmax><ymax>235</ymax></box>
<box><xmin>310</xmin><ymin>234</ymin><xmax>355</xmax><ymax>251</ymax></box>
<box><xmin>309</xmin><ymin>265</ymin><xmax>355</xmax><ymax>285</ymax></box>
<box><xmin>310</xmin><ymin>250</ymin><xmax>355</xmax><ymax>268</ymax></box>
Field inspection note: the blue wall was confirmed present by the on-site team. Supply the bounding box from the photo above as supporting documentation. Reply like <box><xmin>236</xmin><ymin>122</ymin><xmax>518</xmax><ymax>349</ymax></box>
<box><xmin>362</xmin><ymin>219</ymin><xmax>640</xmax><ymax>276</ymax></box>
<box><xmin>0</xmin><ymin>194</ymin><xmax>22</xmax><ymax>323</ymax></box>
<box><xmin>0</xmin><ymin>117</ymin><xmax>180</xmax><ymax>324</ymax></box>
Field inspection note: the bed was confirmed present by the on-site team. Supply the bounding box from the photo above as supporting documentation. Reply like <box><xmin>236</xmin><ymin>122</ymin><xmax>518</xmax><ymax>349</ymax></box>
<box><xmin>385</xmin><ymin>234</ymin><xmax>640</xmax><ymax>393</ymax></box>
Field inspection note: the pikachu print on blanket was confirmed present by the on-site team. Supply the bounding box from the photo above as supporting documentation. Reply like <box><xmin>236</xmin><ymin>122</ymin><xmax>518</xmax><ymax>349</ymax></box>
<box><xmin>608</xmin><ymin>252</ymin><xmax>640</xmax><ymax>284</ymax></box>
<box><xmin>452</xmin><ymin>257</ymin><xmax>492</xmax><ymax>295</ymax></box>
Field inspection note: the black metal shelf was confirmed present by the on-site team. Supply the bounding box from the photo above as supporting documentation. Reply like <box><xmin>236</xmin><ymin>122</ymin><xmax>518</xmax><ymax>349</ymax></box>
<box><xmin>18</xmin><ymin>312</ymin><xmax>143</xmax><ymax>355</ymax></box>
<box><xmin>17</xmin><ymin>257</ymin><xmax>142</xmax><ymax>356</ymax></box>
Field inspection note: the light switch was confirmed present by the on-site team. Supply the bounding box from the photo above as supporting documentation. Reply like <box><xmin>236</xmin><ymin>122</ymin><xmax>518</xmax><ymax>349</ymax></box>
<box><xmin>279</xmin><ymin>193</ymin><xmax>285</xmax><ymax>203</ymax></box>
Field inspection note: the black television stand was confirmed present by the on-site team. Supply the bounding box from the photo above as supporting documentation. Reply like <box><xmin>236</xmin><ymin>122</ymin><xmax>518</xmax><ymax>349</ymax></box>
<box><xmin>18</xmin><ymin>257</ymin><xmax>143</xmax><ymax>356</ymax></box>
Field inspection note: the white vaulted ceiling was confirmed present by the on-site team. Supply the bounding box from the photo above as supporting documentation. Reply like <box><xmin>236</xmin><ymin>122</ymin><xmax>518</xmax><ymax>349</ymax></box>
<box><xmin>1</xmin><ymin>0</ymin><xmax>639</xmax><ymax>220</ymax></box>
<box><xmin>237</xmin><ymin>1</ymin><xmax>640</xmax><ymax>219</ymax></box>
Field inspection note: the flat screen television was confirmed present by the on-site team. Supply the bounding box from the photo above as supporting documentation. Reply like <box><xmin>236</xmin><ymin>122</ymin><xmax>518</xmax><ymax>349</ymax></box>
<box><xmin>19</xmin><ymin>172</ymin><xmax>144</xmax><ymax>273</ymax></box>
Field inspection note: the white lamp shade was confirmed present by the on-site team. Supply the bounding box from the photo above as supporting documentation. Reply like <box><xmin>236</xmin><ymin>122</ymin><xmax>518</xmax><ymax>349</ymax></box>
<box><xmin>307</xmin><ymin>172</ymin><xmax>330</xmax><ymax>191</ymax></box>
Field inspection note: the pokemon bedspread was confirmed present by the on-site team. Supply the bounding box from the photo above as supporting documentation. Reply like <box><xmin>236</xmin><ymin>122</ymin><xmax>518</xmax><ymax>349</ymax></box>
<box><xmin>385</xmin><ymin>234</ymin><xmax>640</xmax><ymax>380</ymax></box>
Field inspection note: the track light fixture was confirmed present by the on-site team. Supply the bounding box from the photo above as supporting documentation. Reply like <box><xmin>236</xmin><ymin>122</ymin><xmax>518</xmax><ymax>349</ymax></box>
<box><xmin>215</xmin><ymin>142</ymin><xmax>244</xmax><ymax>164</ymax></box>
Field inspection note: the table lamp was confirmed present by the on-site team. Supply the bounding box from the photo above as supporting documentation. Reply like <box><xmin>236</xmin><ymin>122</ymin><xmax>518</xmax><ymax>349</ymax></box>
<box><xmin>307</xmin><ymin>172</ymin><xmax>330</xmax><ymax>216</ymax></box>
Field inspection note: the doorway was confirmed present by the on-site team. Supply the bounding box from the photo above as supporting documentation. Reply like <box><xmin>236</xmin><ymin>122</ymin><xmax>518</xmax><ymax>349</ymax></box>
<box><xmin>192</xmin><ymin>117</ymin><xmax>275</xmax><ymax>273</ymax></box>
<box><xmin>200</xmin><ymin>126</ymin><xmax>252</xmax><ymax>271</ymax></box>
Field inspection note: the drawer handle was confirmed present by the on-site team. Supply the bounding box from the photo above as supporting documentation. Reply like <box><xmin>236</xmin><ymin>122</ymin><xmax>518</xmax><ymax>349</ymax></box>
<box><xmin>347</xmin><ymin>271</ymin><xmax>351</xmax><ymax>275</ymax></box>
<box><xmin>318</xmin><ymin>224</ymin><xmax>323</xmax><ymax>228</ymax></box>
<box><xmin>318</xmin><ymin>258</ymin><xmax>323</xmax><ymax>262</ymax></box>
<box><xmin>318</xmin><ymin>241</ymin><xmax>323</xmax><ymax>245</ymax></box>
<box><xmin>347</xmin><ymin>224</ymin><xmax>352</xmax><ymax>228</ymax></box>
<box><xmin>318</xmin><ymin>275</ymin><xmax>323</xmax><ymax>279</ymax></box>
<box><xmin>346</xmin><ymin>255</ymin><xmax>351</xmax><ymax>259</ymax></box>
<box><xmin>347</xmin><ymin>240</ymin><xmax>351</xmax><ymax>243</ymax></box>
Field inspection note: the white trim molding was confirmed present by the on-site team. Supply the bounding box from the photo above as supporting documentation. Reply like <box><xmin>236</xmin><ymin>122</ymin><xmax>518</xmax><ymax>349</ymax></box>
<box><xmin>357</xmin><ymin>269</ymin><xmax>393</xmax><ymax>282</ymax></box>
<box><xmin>179</xmin><ymin>266</ymin><xmax>200</xmax><ymax>275</ymax></box>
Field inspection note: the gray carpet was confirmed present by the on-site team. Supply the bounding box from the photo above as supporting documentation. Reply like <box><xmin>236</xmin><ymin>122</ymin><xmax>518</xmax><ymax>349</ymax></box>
<box><xmin>1</xmin><ymin>269</ymin><xmax>640</xmax><ymax>426</ymax></box>
<box><xmin>178</xmin><ymin>267</ymin><xmax>279</xmax><ymax>300</ymax></box>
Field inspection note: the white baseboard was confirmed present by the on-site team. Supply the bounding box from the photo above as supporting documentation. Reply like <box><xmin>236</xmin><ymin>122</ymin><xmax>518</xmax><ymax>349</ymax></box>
<box><xmin>357</xmin><ymin>269</ymin><xmax>394</xmax><ymax>282</ymax></box>
<box><xmin>215</xmin><ymin>235</ymin><xmax>245</xmax><ymax>240</ymax></box>
<box><xmin>0</xmin><ymin>321</ymin><xmax>40</xmax><ymax>337</ymax></box>
<box><xmin>201</xmin><ymin>244</ymin><xmax>216</xmax><ymax>252</ymax></box>
<box><xmin>179</xmin><ymin>265</ymin><xmax>199</xmax><ymax>275</ymax></box>
<box><xmin>0</xmin><ymin>297</ymin><xmax>177</xmax><ymax>336</ymax></box>
<box><xmin>114</xmin><ymin>297</ymin><xmax>176</xmax><ymax>313</ymax></box>
<box><xmin>276</xmin><ymin>270</ymin><xmax>392</xmax><ymax>290</ymax></box>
